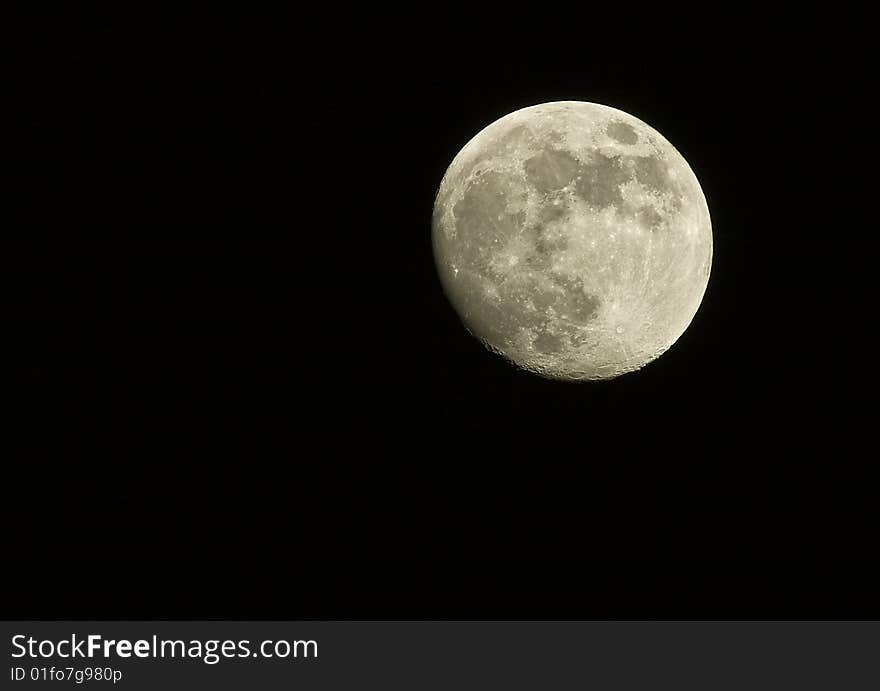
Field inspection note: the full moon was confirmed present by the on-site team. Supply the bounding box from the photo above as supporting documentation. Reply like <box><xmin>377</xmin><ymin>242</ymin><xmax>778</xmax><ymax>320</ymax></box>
<box><xmin>432</xmin><ymin>101</ymin><xmax>712</xmax><ymax>380</ymax></box>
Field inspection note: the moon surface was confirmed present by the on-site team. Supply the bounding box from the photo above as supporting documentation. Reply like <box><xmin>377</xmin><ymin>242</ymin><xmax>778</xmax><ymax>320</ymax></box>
<box><xmin>432</xmin><ymin>101</ymin><xmax>712</xmax><ymax>380</ymax></box>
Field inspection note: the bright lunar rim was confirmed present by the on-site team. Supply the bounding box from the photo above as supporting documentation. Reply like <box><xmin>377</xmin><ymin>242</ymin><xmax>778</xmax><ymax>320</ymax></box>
<box><xmin>432</xmin><ymin>101</ymin><xmax>712</xmax><ymax>381</ymax></box>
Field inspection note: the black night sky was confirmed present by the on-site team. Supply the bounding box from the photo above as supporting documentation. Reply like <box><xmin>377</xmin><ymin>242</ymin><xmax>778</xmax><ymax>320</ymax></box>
<box><xmin>4</xmin><ymin>7</ymin><xmax>876</xmax><ymax>618</ymax></box>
